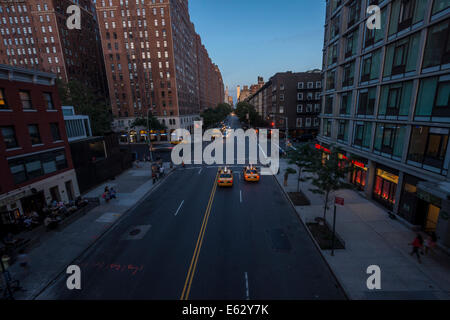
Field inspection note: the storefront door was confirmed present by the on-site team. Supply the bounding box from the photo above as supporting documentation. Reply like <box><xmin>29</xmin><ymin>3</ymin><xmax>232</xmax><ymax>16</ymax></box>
<box><xmin>425</xmin><ymin>204</ymin><xmax>440</xmax><ymax>232</ymax></box>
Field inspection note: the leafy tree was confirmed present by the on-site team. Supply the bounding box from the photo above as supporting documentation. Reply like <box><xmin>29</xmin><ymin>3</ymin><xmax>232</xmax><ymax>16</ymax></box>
<box><xmin>57</xmin><ymin>79</ymin><xmax>112</xmax><ymax>136</ymax></box>
<box><xmin>308</xmin><ymin>145</ymin><xmax>354</xmax><ymax>222</ymax></box>
<box><xmin>130</xmin><ymin>115</ymin><xmax>166</xmax><ymax>130</ymax></box>
<box><xmin>235</xmin><ymin>102</ymin><xmax>267</xmax><ymax>127</ymax></box>
<box><xmin>287</xmin><ymin>143</ymin><xmax>316</xmax><ymax>193</ymax></box>
<box><xmin>201</xmin><ymin>103</ymin><xmax>232</xmax><ymax>128</ymax></box>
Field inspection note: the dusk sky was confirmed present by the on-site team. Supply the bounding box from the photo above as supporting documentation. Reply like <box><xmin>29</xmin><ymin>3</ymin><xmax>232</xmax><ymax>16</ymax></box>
<box><xmin>189</xmin><ymin>0</ymin><xmax>327</xmax><ymax>102</ymax></box>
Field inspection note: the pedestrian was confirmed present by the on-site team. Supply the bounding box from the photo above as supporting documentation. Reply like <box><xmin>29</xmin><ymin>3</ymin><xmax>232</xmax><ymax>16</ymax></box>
<box><xmin>409</xmin><ymin>234</ymin><xmax>424</xmax><ymax>263</ymax></box>
<box><xmin>110</xmin><ymin>187</ymin><xmax>117</xmax><ymax>200</ymax></box>
<box><xmin>424</xmin><ymin>232</ymin><xmax>437</xmax><ymax>255</ymax></box>
<box><xmin>17</xmin><ymin>249</ymin><xmax>30</xmax><ymax>275</ymax></box>
<box><xmin>152</xmin><ymin>171</ymin><xmax>157</xmax><ymax>184</ymax></box>
<box><xmin>159</xmin><ymin>165</ymin><xmax>164</xmax><ymax>178</ymax></box>
<box><xmin>103</xmin><ymin>186</ymin><xmax>111</xmax><ymax>203</ymax></box>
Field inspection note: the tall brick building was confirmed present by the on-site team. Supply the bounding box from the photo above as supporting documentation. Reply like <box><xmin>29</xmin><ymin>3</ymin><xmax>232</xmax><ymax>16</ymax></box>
<box><xmin>95</xmin><ymin>0</ymin><xmax>223</xmax><ymax>140</ymax></box>
<box><xmin>0</xmin><ymin>0</ymin><xmax>108</xmax><ymax>97</ymax></box>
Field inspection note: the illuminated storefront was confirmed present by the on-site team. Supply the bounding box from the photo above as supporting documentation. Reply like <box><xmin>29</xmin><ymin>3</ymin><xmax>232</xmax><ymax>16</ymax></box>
<box><xmin>351</xmin><ymin>159</ymin><xmax>368</xmax><ymax>190</ymax></box>
<box><xmin>373</xmin><ymin>166</ymin><xmax>399</xmax><ymax>209</ymax></box>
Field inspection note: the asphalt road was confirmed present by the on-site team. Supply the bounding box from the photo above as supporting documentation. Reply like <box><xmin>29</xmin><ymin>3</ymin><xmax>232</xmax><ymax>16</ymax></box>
<box><xmin>37</xmin><ymin>115</ymin><xmax>346</xmax><ymax>300</ymax></box>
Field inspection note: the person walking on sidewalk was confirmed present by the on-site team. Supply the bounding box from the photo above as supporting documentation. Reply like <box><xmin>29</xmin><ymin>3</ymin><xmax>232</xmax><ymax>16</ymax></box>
<box><xmin>159</xmin><ymin>165</ymin><xmax>165</xmax><ymax>178</ymax></box>
<box><xmin>410</xmin><ymin>234</ymin><xmax>424</xmax><ymax>263</ymax></box>
<box><xmin>110</xmin><ymin>187</ymin><xmax>117</xmax><ymax>200</ymax></box>
<box><xmin>424</xmin><ymin>232</ymin><xmax>437</xmax><ymax>255</ymax></box>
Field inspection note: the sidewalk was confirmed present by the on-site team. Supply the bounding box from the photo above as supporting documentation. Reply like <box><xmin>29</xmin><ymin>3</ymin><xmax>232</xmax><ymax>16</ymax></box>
<box><xmin>275</xmin><ymin>157</ymin><xmax>450</xmax><ymax>300</ymax></box>
<box><xmin>3</xmin><ymin>161</ymin><xmax>174</xmax><ymax>300</ymax></box>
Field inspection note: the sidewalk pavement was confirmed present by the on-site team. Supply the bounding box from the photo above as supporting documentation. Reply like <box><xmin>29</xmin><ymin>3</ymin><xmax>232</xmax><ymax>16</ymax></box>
<box><xmin>275</xmin><ymin>157</ymin><xmax>450</xmax><ymax>300</ymax></box>
<box><xmin>4</xmin><ymin>161</ymin><xmax>174</xmax><ymax>300</ymax></box>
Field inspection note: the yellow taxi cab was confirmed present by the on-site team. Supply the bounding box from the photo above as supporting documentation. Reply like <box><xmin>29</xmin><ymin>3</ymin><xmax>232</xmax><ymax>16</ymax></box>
<box><xmin>243</xmin><ymin>165</ymin><xmax>260</xmax><ymax>182</ymax></box>
<box><xmin>218</xmin><ymin>167</ymin><xmax>233</xmax><ymax>187</ymax></box>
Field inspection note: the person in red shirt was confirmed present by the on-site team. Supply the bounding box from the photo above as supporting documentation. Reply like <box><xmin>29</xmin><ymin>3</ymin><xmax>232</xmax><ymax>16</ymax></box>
<box><xmin>410</xmin><ymin>234</ymin><xmax>424</xmax><ymax>263</ymax></box>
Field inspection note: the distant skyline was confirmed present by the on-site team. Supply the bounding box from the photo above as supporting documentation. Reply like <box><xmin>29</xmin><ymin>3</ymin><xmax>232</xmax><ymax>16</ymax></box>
<box><xmin>189</xmin><ymin>0</ymin><xmax>327</xmax><ymax>103</ymax></box>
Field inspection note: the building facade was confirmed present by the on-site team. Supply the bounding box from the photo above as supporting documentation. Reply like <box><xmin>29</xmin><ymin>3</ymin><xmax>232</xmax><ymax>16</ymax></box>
<box><xmin>319</xmin><ymin>0</ymin><xmax>450</xmax><ymax>248</ymax></box>
<box><xmin>95</xmin><ymin>0</ymin><xmax>223</xmax><ymax>140</ymax></box>
<box><xmin>0</xmin><ymin>65</ymin><xmax>79</xmax><ymax>227</ymax></box>
<box><xmin>249</xmin><ymin>71</ymin><xmax>322</xmax><ymax>138</ymax></box>
<box><xmin>0</xmin><ymin>0</ymin><xmax>108</xmax><ymax>98</ymax></box>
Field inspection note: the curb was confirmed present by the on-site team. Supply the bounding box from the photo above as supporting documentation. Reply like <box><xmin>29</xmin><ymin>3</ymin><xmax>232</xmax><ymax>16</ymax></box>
<box><xmin>272</xmin><ymin>173</ymin><xmax>351</xmax><ymax>300</ymax></box>
<box><xmin>31</xmin><ymin>167</ymin><xmax>177</xmax><ymax>300</ymax></box>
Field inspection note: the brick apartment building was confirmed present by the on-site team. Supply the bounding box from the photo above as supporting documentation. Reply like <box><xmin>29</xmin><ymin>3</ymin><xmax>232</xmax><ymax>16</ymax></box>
<box><xmin>0</xmin><ymin>65</ymin><xmax>79</xmax><ymax>228</ymax></box>
<box><xmin>248</xmin><ymin>71</ymin><xmax>322</xmax><ymax>138</ymax></box>
<box><xmin>95</xmin><ymin>0</ymin><xmax>224</xmax><ymax>142</ymax></box>
<box><xmin>0</xmin><ymin>0</ymin><xmax>108</xmax><ymax>98</ymax></box>
<box><xmin>319</xmin><ymin>0</ymin><xmax>450</xmax><ymax>248</ymax></box>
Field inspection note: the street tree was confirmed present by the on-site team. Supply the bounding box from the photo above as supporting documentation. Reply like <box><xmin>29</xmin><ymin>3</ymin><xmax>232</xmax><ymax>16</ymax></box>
<box><xmin>308</xmin><ymin>145</ymin><xmax>354</xmax><ymax>222</ymax></box>
<box><xmin>287</xmin><ymin>143</ymin><xmax>316</xmax><ymax>193</ymax></box>
<box><xmin>235</xmin><ymin>102</ymin><xmax>267</xmax><ymax>127</ymax></box>
<box><xmin>200</xmin><ymin>103</ymin><xmax>232</xmax><ymax>128</ymax></box>
<box><xmin>130</xmin><ymin>115</ymin><xmax>166</xmax><ymax>131</ymax></box>
<box><xmin>57</xmin><ymin>79</ymin><xmax>112</xmax><ymax>136</ymax></box>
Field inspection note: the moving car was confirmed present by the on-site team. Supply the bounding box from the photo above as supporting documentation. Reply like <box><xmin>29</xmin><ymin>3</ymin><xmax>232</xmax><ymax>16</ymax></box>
<box><xmin>218</xmin><ymin>167</ymin><xmax>233</xmax><ymax>187</ymax></box>
<box><xmin>243</xmin><ymin>165</ymin><xmax>260</xmax><ymax>182</ymax></box>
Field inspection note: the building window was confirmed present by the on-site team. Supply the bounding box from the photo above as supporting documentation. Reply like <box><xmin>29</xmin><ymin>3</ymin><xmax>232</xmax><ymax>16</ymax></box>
<box><xmin>1</xmin><ymin>126</ymin><xmax>18</xmax><ymax>149</ymax></box>
<box><xmin>432</xmin><ymin>0</ymin><xmax>450</xmax><ymax>15</ymax></box>
<box><xmin>407</xmin><ymin>126</ymin><xmax>449</xmax><ymax>175</ymax></box>
<box><xmin>384</xmin><ymin>32</ymin><xmax>420</xmax><ymax>77</ymax></box>
<box><xmin>326</xmin><ymin>70</ymin><xmax>336</xmax><ymax>90</ymax></box>
<box><xmin>297</xmin><ymin>92</ymin><xmax>303</xmax><ymax>100</ymax></box>
<box><xmin>340</xmin><ymin>92</ymin><xmax>352</xmax><ymax>115</ymax></box>
<box><xmin>337</xmin><ymin>120</ymin><xmax>349</xmax><ymax>142</ymax></box>
<box><xmin>43</xmin><ymin>92</ymin><xmax>54</xmax><ymax>110</ymax></box>
<box><xmin>50</xmin><ymin>123</ymin><xmax>61</xmax><ymax>141</ymax></box>
<box><xmin>389</xmin><ymin>0</ymin><xmax>426</xmax><ymax>35</ymax></box>
<box><xmin>0</xmin><ymin>88</ymin><xmax>8</xmax><ymax>109</ymax></box>
<box><xmin>296</xmin><ymin>118</ymin><xmax>302</xmax><ymax>128</ymax></box>
<box><xmin>423</xmin><ymin>19</ymin><xmax>450</xmax><ymax>70</ymax></box>
<box><xmin>374</xmin><ymin>123</ymin><xmax>407</xmax><ymax>161</ymax></box>
<box><xmin>345</xmin><ymin>29</ymin><xmax>358</xmax><ymax>58</ymax></box>
<box><xmin>361</xmin><ymin>49</ymin><xmax>381</xmax><ymax>82</ymax></box>
<box><xmin>342</xmin><ymin>61</ymin><xmax>355</xmax><ymax>87</ymax></box>
<box><xmin>357</xmin><ymin>87</ymin><xmax>376</xmax><ymax>116</ymax></box>
<box><xmin>297</xmin><ymin>104</ymin><xmax>303</xmax><ymax>113</ymax></box>
<box><xmin>415</xmin><ymin>76</ymin><xmax>450</xmax><ymax>120</ymax></box>
<box><xmin>19</xmin><ymin>90</ymin><xmax>32</xmax><ymax>109</ymax></box>
<box><xmin>323</xmin><ymin>119</ymin><xmax>332</xmax><ymax>137</ymax></box>
<box><xmin>324</xmin><ymin>95</ymin><xmax>333</xmax><ymax>115</ymax></box>
<box><xmin>353</xmin><ymin>122</ymin><xmax>372</xmax><ymax>149</ymax></box>
<box><xmin>28</xmin><ymin>124</ymin><xmax>41</xmax><ymax>145</ymax></box>
<box><xmin>378</xmin><ymin>81</ymin><xmax>413</xmax><ymax>118</ymax></box>
<box><xmin>298</xmin><ymin>82</ymin><xmax>304</xmax><ymax>89</ymax></box>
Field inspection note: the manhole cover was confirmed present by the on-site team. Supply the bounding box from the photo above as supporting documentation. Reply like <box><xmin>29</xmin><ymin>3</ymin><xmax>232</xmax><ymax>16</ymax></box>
<box><xmin>129</xmin><ymin>229</ymin><xmax>141</xmax><ymax>236</ymax></box>
<box><xmin>122</xmin><ymin>225</ymin><xmax>151</xmax><ymax>240</ymax></box>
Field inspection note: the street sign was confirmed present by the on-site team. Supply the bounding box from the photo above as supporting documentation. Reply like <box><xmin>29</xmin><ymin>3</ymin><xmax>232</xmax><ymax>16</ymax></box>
<box><xmin>335</xmin><ymin>197</ymin><xmax>344</xmax><ymax>206</ymax></box>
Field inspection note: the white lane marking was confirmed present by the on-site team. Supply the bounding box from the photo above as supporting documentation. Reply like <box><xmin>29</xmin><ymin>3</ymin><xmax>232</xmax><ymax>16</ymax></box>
<box><xmin>198</xmin><ymin>168</ymin><xmax>203</xmax><ymax>175</ymax></box>
<box><xmin>240</xmin><ymin>190</ymin><xmax>242</xmax><ymax>203</ymax></box>
<box><xmin>174</xmin><ymin>200</ymin><xmax>185</xmax><ymax>216</ymax></box>
<box><xmin>244</xmin><ymin>272</ymin><xmax>250</xmax><ymax>300</ymax></box>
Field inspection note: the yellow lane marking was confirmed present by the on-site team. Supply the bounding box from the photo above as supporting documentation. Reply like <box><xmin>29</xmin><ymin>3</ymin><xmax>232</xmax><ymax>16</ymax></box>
<box><xmin>180</xmin><ymin>171</ymin><xmax>219</xmax><ymax>300</ymax></box>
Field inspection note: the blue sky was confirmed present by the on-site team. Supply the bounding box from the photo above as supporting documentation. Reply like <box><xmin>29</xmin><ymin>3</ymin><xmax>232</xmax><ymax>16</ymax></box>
<box><xmin>189</xmin><ymin>0</ymin><xmax>327</xmax><ymax>102</ymax></box>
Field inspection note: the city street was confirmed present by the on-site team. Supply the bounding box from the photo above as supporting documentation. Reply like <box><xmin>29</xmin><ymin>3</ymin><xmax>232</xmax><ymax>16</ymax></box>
<box><xmin>36</xmin><ymin>116</ymin><xmax>345</xmax><ymax>300</ymax></box>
